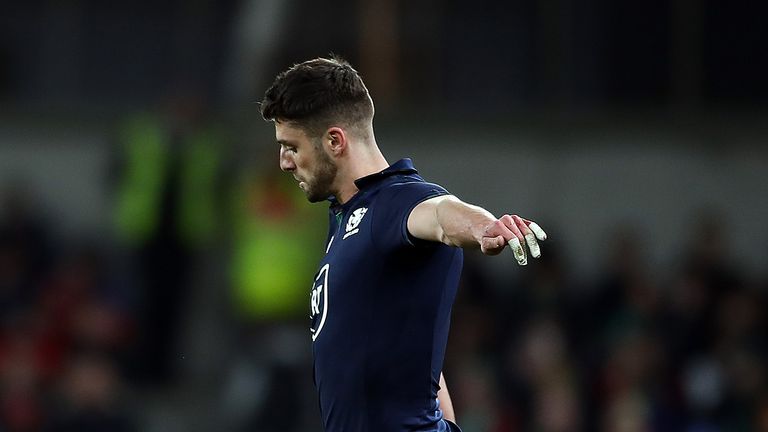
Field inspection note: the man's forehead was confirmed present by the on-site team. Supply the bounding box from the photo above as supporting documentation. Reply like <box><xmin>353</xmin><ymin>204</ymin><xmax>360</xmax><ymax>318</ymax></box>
<box><xmin>274</xmin><ymin>120</ymin><xmax>309</xmax><ymax>142</ymax></box>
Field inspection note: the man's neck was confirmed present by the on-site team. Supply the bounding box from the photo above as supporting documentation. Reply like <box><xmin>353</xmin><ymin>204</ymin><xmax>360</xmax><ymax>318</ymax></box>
<box><xmin>334</xmin><ymin>142</ymin><xmax>389</xmax><ymax>204</ymax></box>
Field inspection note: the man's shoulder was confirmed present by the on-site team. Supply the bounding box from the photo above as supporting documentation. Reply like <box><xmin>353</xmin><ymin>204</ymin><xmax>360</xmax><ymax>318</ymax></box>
<box><xmin>375</xmin><ymin>173</ymin><xmax>445</xmax><ymax>194</ymax></box>
<box><xmin>366</xmin><ymin>175</ymin><xmax>450</xmax><ymax>222</ymax></box>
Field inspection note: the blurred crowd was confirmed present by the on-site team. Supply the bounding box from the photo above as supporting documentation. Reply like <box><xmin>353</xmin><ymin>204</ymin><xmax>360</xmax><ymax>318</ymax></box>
<box><xmin>0</xmin><ymin>188</ymin><xmax>136</xmax><ymax>431</ymax></box>
<box><xmin>2</xmin><ymin>159</ymin><xmax>767</xmax><ymax>432</ymax></box>
<box><xmin>447</xmin><ymin>217</ymin><xmax>768</xmax><ymax>432</ymax></box>
<box><xmin>2</xmin><ymin>1</ymin><xmax>767</xmax><ymax>431</ymax></box>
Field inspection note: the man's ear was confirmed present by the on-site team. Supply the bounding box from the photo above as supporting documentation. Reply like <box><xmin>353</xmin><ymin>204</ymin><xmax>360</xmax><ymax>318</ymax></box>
<box><xmin>326</xmin><ymin>127</ymin><xmax>347</xmax><ymax>156</ymax></box>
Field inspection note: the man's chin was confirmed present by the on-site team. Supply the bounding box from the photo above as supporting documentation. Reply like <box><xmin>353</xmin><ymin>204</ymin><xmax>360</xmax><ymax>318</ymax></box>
<box><xmin>305</xmin><ymin>190</ymin><xmax>330</xmax><ymax>203</ymax></box>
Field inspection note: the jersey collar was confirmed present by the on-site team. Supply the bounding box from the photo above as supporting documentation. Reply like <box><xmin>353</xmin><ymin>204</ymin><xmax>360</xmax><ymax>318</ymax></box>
<box><xmin>353</xmin><ymin>158</ymin><xmax>418</xmax><ymax>190</ymax></box>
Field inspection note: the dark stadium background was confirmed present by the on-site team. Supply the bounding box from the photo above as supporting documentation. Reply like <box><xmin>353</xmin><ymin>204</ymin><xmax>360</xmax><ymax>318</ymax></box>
<box><xmin>1</xmin><ymin>1</ymin><xmax>767</xmax><ymax>431</ymax></box>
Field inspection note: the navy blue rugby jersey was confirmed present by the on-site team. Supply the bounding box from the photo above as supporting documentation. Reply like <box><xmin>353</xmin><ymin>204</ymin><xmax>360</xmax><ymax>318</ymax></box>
<box><xmin>309</xmin><ymin>158</ymin><xmax>463</xmax><ymax>432</ymax></box>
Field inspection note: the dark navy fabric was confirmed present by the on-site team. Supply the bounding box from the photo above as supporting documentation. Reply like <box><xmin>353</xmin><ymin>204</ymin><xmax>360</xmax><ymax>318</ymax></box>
<box><xmin>309</xmin><ymin>159</ymin><xmax>464</xmax><ymax>432</ymax></box>
<box><xmin>442</xmin><ymin>419</ymin><xmax>462</xmax><ymax>432</ymax></box>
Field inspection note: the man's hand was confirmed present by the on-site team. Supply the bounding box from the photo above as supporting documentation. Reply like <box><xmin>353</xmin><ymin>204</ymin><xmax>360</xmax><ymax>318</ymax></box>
<box><xmin>480</xmin><ymin>215</ymin><xmax>547</xmax><ymax>265</ymax></box>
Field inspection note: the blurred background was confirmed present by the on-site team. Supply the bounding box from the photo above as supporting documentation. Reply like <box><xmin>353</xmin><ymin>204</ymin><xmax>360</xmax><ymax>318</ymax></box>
<box><xmin>1</xmin><ymin>0</ymin><xmax>767</xmax><ymax>431</ymax></box>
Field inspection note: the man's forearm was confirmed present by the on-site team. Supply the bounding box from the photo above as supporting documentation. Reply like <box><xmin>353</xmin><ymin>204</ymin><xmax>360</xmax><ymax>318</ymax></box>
<box><xmin>409</xmin><ymin>194</ymin><xmax>544</xmax><ymax>262</ymax></box>
<box><xmin>435</xmin><ymin>196</ymin><xmax>496</xmax><ymax>248</ymax></box>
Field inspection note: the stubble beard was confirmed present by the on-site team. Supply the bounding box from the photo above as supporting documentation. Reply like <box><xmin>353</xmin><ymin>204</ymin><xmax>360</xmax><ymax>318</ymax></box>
<box><xmin>305</xmin><ymin>149</ymin><xmax>338</xmax><ymax>203</ymax></box>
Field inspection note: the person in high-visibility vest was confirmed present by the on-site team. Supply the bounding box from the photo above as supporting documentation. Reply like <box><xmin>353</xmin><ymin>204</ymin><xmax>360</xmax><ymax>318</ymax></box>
<box><xmin>114</xmin><ymin>111</ymin><xmax>222</xmax><ymax>249</ymax></box>
<box><xmin>113</xmin><ymin>107</ymin><xmax>226</xmax><ymax>383</ymax></box>
<box><xmin>229</xmin><ymin>168</ymin><xmax>325</xmax><ymax>320</ymax></box>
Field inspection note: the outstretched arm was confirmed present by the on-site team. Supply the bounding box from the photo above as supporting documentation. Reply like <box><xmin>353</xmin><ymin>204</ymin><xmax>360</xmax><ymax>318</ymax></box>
<box><xmin>407</xmin><ymin>195</ymin><xmax>546</xmax><ymax>264</ymax></box>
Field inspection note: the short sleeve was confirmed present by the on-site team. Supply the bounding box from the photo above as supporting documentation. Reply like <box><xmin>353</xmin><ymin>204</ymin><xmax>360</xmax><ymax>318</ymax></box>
<box><xmin>371</xmin><ymin>180</ymin><xmax>450</xmax><ymax>251</ymax></box>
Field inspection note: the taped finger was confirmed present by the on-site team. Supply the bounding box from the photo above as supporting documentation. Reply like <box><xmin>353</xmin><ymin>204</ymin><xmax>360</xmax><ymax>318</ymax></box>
<box><xmin>508</xmin><ymin>238</ymin><xmax>527</xmax><ymax>266</ymax></box>
<box><xmin>525</xmin><ymin>233</ymin><xmax>541</xmax><ymax>258</ymax></box>
<box><xmin>528</xmin><ymin>222</ymin><xmax>547</xmax><ymax>241</ymax></box>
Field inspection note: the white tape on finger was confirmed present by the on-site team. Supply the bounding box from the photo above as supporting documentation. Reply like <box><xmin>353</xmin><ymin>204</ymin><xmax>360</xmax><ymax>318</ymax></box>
<box><xmin>528</xmin><ymin>222</ymin><xmax>547</xmax><ymax>241</ymax></box>
<box><xmin>508</xmin><ymin>238</ymin><xmax>527</xmax><ymax>266</ymax></box>
<box><xmin>525</xmin><ymin>233</ymin><xmax>541</xmax><ymax>258</ymax></box>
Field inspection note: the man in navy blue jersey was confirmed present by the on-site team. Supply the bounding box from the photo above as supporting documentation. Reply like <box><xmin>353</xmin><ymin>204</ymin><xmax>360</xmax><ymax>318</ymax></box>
<box><xmin>260</xmin><ymin>57</ymin><xmax>547</xmax><ymax>432</ymax></box>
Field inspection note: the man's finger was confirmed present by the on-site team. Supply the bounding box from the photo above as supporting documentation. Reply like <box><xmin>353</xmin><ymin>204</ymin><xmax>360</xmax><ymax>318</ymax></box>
<box><xmin>525</xmin><ymin>233</ymin><xmax>540</xmax><ymax>258</ymax></box>
<box><xmin>508</xmin><ymin>238</ymin><xmax>527</xmax><ymax>266</ymax></box>
<box><xmin>501</xmin><ymin>215</ymin><xmax>527</xmax><ymax>265</ymax></box>
<box><xmin>500</xmin><ymin>215</ymin><xmax>526</xmax><ymax>245</ymax></box>
<box><xmin>528</xmin><ymin>222</ymin><xmax>547</xmax><ymax>241</ymax></box>
<box><xmin>482</xmin><ymin>235</ymin><xmax>505</xmax><ymax>254</ymax></box>
<box><xmin>512</xmin><ymin>215</ymin><xmax>541</xmax><ymax>259</ymax></box>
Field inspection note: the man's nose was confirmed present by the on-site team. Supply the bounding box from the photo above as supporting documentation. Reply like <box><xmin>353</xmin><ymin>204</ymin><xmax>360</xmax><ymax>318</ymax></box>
<box><xmin>279</xmin><ymin>148</ymin><xmax>295</xmax><ymax>172</ymax></box>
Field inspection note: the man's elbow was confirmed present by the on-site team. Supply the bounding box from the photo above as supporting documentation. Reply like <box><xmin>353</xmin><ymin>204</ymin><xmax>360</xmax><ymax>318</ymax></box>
<box><xmin>439</xmin><ymin>230</ymin><xmax>457</xmax><ymax>247</ymax></box>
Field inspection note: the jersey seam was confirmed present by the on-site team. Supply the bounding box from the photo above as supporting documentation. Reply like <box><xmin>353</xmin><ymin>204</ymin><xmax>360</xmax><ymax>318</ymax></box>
<box><xmin>401</xmin><ymin>190</ymin><xmax>451</xmax><ymax>248</ymax></box>
<box><xmin>369</xmin><ymin>182</ymin><xmax>449</xmax><ymax>255</ymax></box>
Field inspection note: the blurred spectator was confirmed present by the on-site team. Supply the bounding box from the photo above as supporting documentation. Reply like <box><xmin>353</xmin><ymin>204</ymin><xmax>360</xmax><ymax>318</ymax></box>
<box><xmin>219</xmin><ymin>158</ymin><xmax>325</xmax><ymax>432</ymax></box>
<box><xmin>112</xmin><ymin>88</ymin><xmax>226</xmax><ymax>384</ymax></box>
<box><xmin>45</xmin><ymin>353</ymin><xmax>135</xmax><ymax>432</ymax></box>
<box><xmin>0</xmin><ymin>313</ymin><xmax>47</xmax><ymax>432</ymax></box>
<box><xmin>0</xmin><ymin>186</ymin><xmax>52</xmax><ymax>318</ymax></box>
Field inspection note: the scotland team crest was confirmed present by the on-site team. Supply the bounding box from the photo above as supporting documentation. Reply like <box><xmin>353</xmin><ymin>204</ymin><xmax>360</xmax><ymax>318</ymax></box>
<box><xmin>343</xmin><ymin>207</ymin><xmax>368</xmax><ymax>239</ymax></box>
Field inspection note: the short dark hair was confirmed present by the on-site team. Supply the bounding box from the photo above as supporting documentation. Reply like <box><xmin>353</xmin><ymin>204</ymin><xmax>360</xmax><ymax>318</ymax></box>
<box><xmin>260</xmin><ymin>56</ymin><xmax>374</xmax><ymax>138</ymax></box>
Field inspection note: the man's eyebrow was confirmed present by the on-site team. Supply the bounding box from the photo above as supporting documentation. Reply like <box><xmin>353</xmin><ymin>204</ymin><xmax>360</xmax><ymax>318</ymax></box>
<box><xmin>276</xmin><ymin>139</ymin><xmax>294</xmax><ymax>146</ymax></box>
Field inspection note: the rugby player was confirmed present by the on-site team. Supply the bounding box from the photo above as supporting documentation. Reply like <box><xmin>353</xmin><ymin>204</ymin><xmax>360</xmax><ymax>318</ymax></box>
<box><xmin>260</xmin><ymin>56</ymin><xmax>546</xmax><ymax>432</ymax></box>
